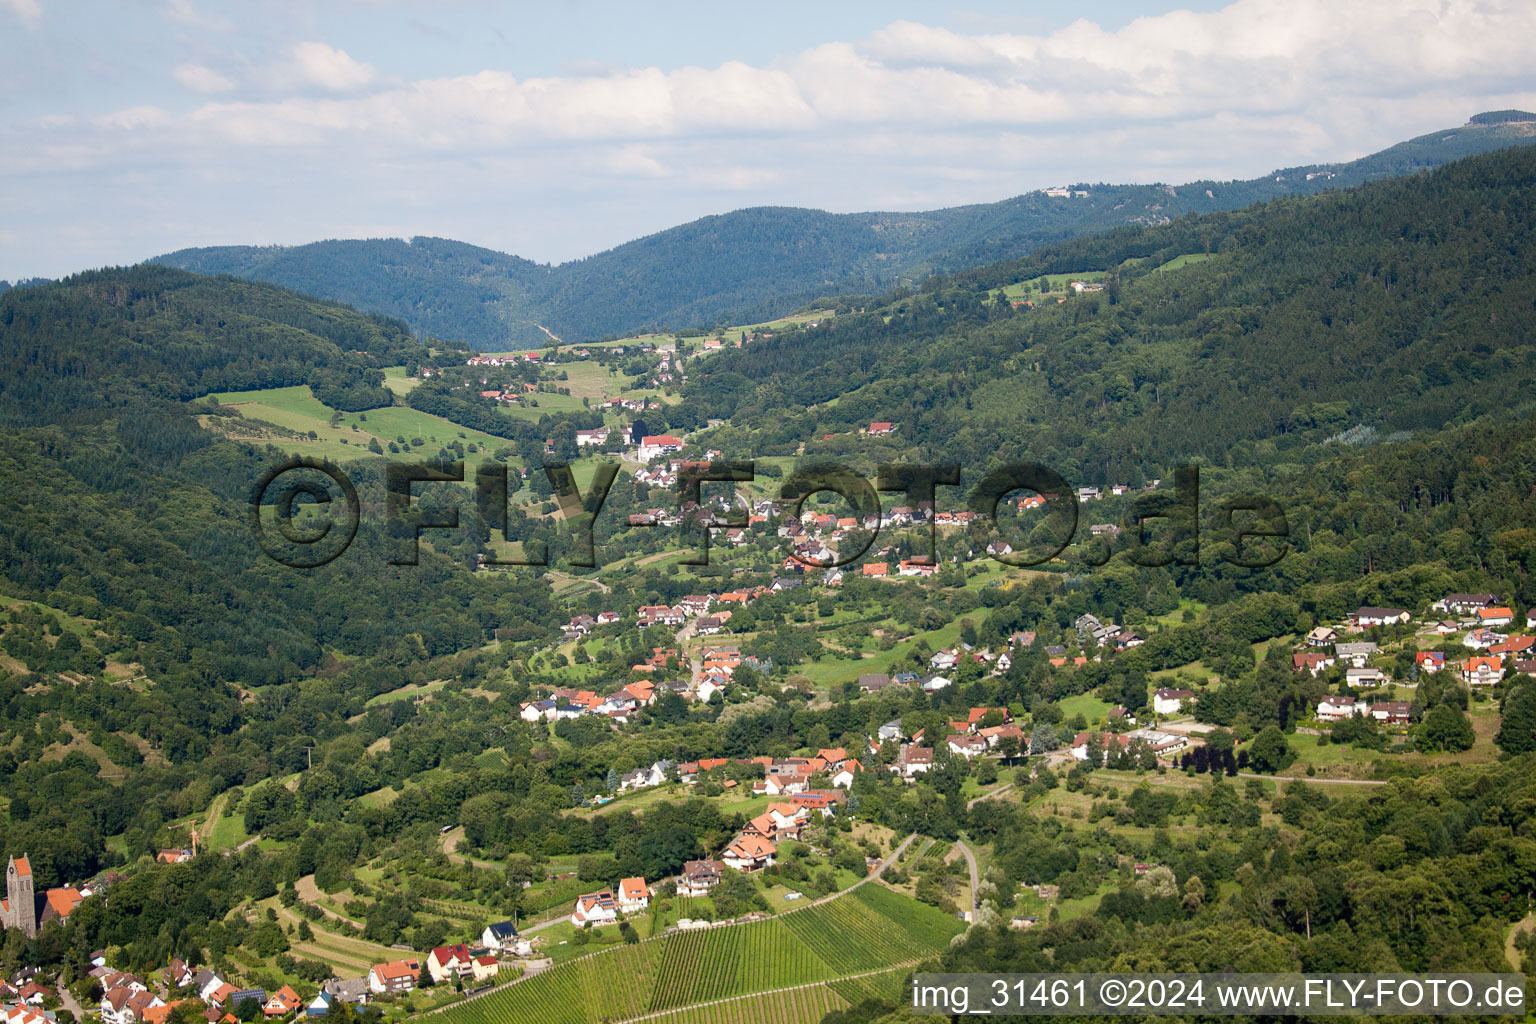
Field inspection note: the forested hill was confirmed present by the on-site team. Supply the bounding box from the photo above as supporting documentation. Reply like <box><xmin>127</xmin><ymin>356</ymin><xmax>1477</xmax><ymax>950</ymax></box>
<box><xmin>0</xmin><ymin>265</ymin><xmax>430</xmax><ymax>425</ymax></box>
<box><xmin>153</xmin><ymin>114</ymin><xmax>1536</xmax><ymax>347</ymax></box>
<box><xmin>685</xmin><ymin>143</ymin><xmax>1536</xmax><ymax>486</ymax></box>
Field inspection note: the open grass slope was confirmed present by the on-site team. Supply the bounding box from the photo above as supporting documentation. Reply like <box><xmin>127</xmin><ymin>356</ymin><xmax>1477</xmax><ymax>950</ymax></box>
<box><xmin>430</xmin><ymin>883</ymin><xmax>962</xmax><ymax>1024</ymax></box>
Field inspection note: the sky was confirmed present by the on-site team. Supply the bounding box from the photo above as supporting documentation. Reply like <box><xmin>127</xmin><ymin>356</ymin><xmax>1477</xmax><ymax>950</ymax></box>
<box><xmin>2</xmin><ymin>0</ymin><xmax>1535</xmax><ymax>281</ymax></box>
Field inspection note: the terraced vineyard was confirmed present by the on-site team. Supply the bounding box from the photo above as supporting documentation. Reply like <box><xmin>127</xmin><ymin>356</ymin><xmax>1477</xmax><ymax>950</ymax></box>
<box><xmin>432</xmin><ymin>884</ymin><xmax>964</xmax><ymax>1024</ymax></box>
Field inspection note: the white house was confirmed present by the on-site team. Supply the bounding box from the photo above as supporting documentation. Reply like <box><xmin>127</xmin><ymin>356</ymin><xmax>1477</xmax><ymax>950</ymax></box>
<box><xmin>571</xmin><ymin>890</ymin><xmax>619</xmax><ymax>927</ymax></box>
<box><xmin>1345</xmin><ymin>667</ymin><xmax>1388</xmax><ymax>688</ymax></box>
<box><xmin>618</xmin><ymin>877</ymin><xmax>649</xmax><ymax>913</ymax></box>
<box><xmin>1152</xmin><ymin>688</ymin><xmax>1194</xmax><ymax>715</ymax></box>
<box><xmin>1316</xmin><ymin>695</ymin><xmax>1358</xmax><ymax>721</ymax></box>
<box><xmin>1478</xmin><ymin>606</ymin><xmax>1516</xmax><ymax>628</ymax></box>
<box><xmin>481</xmin><ymin>921</ymin><xmax>531</xmax><ymax>957</ymax></box>
<box><xmin>1355</xmin><ymin>606</ymin><xmax>1410</xmax><ymax>627</ymax></box>
<box><xmin>638</xmin><ymin>434</ymin><xmax>684</xmax><ymax>462</ymax></box>
<box><xmin>723</xmin><ymin>835</ymin><xmax>777</xmax><ymax>872</ymax></box>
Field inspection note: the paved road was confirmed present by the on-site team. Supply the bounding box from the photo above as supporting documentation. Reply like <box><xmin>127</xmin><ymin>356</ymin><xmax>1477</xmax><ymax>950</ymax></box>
<box><xmin>56</xmin><ymin>983</ymin><xmax>86</xmax><ymax>1021</ymax></box>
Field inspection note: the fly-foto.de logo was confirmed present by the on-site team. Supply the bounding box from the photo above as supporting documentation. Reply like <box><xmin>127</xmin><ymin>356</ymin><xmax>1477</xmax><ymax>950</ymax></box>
<box><xmin>250</xmin><ymin>459</ymin><xmax>1289</xmax><ymax>571</ymax></box>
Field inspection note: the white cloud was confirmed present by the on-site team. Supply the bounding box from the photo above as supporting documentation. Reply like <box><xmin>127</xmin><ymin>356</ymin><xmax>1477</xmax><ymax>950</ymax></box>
<box><xmin>7</xmin><ymin>0</ymin><xmax>1536</xmax><ymax>280</ymax></box>
<box><xmin>1</xmin><ymin>0</ymin><xmax>41</xmax><ymax>27</ymax></box>
<box><xmin>161</xmin><ymin>0</ymin><xmax>231</xmax><ymax>31</ymax></box>
<box><xmin>173</xmin><ymin>63</ymin><xmax>236</xmax><ymax>94</ymax></box>
<box><xmin>289</xmin><ymin>41</ymin><xmax>377</xmax><ymax>92</ymax></box>
<box><xmin>91</xmin><ymin>106</ymin><xmax>171</xmax><ymax>131</ymax></box>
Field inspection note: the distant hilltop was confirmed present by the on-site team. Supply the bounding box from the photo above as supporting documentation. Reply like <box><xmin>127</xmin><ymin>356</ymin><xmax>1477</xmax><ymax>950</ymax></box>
<box><xmin>1469</xmin><ymin>110</ymin><xmax>1536</xmax><ymax>125</ymax></box>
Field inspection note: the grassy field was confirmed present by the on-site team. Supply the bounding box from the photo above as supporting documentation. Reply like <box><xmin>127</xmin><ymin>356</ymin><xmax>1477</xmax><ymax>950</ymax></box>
<box><xmin>210</xmin><ymin>384</ymin><xmax>515</xmax><ymax>468</ymax></box>
<box><xmin>365</xmin><ymin>678</ymin><xmax>451</xmax><ymax>707</ymax></box>
<box><xmin>1000</xmin><ymin>270</ymin><xmax>1106</xmax><ymax>300</ymax></box>
<box><xmin>1058</xmin><ymin>693</ymin><xmax>1112</xmax><ymax>723</ymax></box>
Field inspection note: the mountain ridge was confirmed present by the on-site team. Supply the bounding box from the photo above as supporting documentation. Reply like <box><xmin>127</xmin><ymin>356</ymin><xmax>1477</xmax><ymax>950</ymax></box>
<box><xmin>152</xmin><ymin>113</ymin><xmax>1536</xmax><ymax>348</ymax></box>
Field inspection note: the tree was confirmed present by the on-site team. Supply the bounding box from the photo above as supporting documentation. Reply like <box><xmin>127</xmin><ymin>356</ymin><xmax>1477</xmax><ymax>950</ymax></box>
<box><xmin>1181</xmin><ymin>874</ymin><xmax>1206</xmax><ymax>911</ymax></box>
<box><xmin>1416</xmin><ymin>703</ymin><xmax>1474</xmax><ymax>752</ymax></box>
<box><xmin>1029</xmin><ymin>724</ymin><xmax>1058</xmax><ymax>755</ymax></box>
<box><xmin>1497</xmin><ymin>683</ymin><xmax>1536</xmax><ymax>754</ymax></box>
<box><xmin>1246</xmin><ymin>726</ymin><xmax>1295</xmax><ymax>774</ymax></box>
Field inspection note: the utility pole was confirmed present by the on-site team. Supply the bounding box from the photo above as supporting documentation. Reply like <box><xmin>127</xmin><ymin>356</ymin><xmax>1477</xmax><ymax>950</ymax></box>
<box><xmin>304</xmin><ymin>746</ymin><xmax>314</xmax><ymax>770</ymax></box>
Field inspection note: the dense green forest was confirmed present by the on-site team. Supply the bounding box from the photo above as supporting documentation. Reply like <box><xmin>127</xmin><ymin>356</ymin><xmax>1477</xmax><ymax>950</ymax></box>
<box><xmin>688</xmin><ymin>144</ymin><xmax>1536</xmax><ymax>482</ymax></box>
<box><xmin>153</xmin><ymin>115</ymin><xmax>1536</xmax><ymax>347</ymax></box>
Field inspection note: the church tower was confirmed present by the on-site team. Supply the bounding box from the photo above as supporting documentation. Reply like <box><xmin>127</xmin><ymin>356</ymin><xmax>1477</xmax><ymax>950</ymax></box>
<box><xmin>4</xmin><ymin>855</ymin><xmax>36</xmax><ymax>938</ymax></box>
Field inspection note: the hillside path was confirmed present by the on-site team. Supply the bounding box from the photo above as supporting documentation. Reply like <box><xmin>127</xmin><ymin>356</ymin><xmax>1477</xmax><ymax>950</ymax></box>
<box><xmin>967</xmin><ymin>782</ymin><xmax>1014</xmax><ymax>809</ymax></box>
<box><xmin>950</xmin><ymin>840</ymin><xmax>981</xmax><ymax>918</ymax></box>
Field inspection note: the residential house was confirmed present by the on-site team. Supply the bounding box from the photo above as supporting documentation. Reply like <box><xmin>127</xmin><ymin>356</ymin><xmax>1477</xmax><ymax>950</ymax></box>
<box><xmin>1463</xmin><ymin>629</ymin><xmax>1502</xmax><ymax>650</ymax></box>
<box><xmin>368</xmin><ymin>960</ymin><xmax>421</xmax><ymax>997</ymax></box>
<box><xmin>319</xmin><ymin>980</ymin><xmax>368</xmax><ymax>1011</ymax></box>
<box><xmin>1152</xmin><ymin>688</ymin><xmax>1195</xmax><ymax>715</ymax></box>
<box><xmin>1305</xmin><ymin>626</ymin><xmax>1340</xmax><ymax>647</ymax></box>
<box><xmin>618</xmin><ymin>877</ymin><xmax>650</xmax><ymax>913</ymax></box>
<box><xmin>895</xmin><ymin>746</ymin><xmax>933</xmax><ymax>777</ymax></box>
<box><xmin>857</xmin><ymin>673</ymin><xmax>894</xmax><ymax>692</ymax></box>
<box><xmin>1479</xmin><ymin>606</ymin><xmax>1516</xmax><ymax>627</ymax></box>
<box><xmin>571</xmin><ymin>890</ymin><xmax>619</xmax><ymax>927</ymax></box>
<box><xmin>1434</xmin><ymin>593</ymin><xmax>1500</xmax><ymax>614</ymax></box>
<box><xmin>426</xmin><ymin>945</ymin><xmax>478</xmax><ymax>985</ymax></box>
<box><xmin>1354</xmin><ymin>606</ymin><xmax>1410</xmax><ymax>627</ymax></box>
<box><xmin>1334</xmin><ymin>641</ymin><xmax>1378</xmax><ymax>667</ymax></box>
<box><xmin>481</xmin><ymin>921</ymin><xmax>530</xmax><ymax>957</ymax></box>
<box><xmin>723</xmin><ymin>835</ymin><xmax>777</xmax><ymax>871</ymax></box>
<box><xmin>1370</xmin><ymin>701</ymin><xmax>1411</xmax><ymax>724</ymax></box>
<box><xmin>1293</xmin><ymin>651</ymin><xmax>1333</xmax><ymax>676</ymax></box>
<box><xmin>1070</xmin><ymin>732</ymin><xmax>1132</xmax><ymax>762</ymax></box>
<box><xmin>1463</xmin><ymin>655</ymin><xmax>1503</xmax><ymax>686</ymax></box>
<box><xmin>677</xmin><ymin>860</ymin><xmax>724</xmax><ymax>897</ymax></box>
<box><xmin>1345</xmin><ymin>667</ymin><xmax>1388</xmax><ymax>688</ymax></box>
<box><xmin>1317</xmin><ymin>695</ymin><xmax>1359</xmax><ymax>721</ymax></box>
<box><xmin>263</xmin><ymin>987</ymin><xmax>301</xmax><ymax>1019</ymax></box>
<box><xmin>1491</xmin><ymin>635</ymin><xmax>1535</xmax><ymax>657</ymax></box>
<box><xmin>638</xmin><ymin>435</ymin><xmax>684</xmax><ymax>462</ymax></box>
<box><xmin>1415</xmin><ymin>651</ymin><xmax>1445</xmax><ymax>673</ymax></box>
<box><xmin>946</xmin><ymin>734</ymin><xmax>989</xmax><ymax>758</ymax></box>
